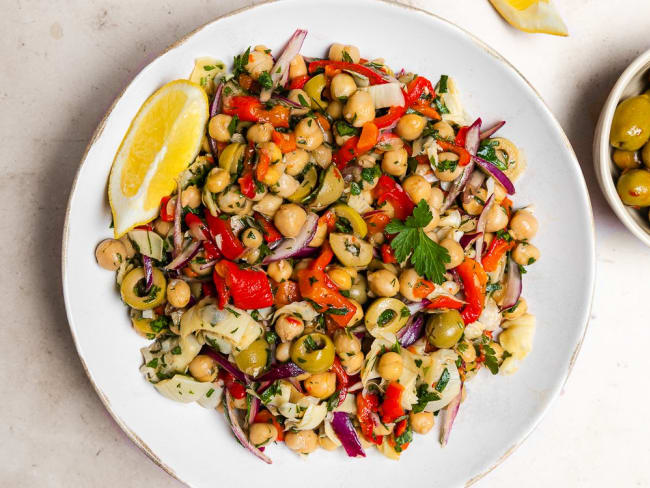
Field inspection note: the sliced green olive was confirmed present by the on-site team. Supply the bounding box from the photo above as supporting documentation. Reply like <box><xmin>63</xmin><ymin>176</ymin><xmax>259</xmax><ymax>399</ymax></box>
<box><xmin>425</xmin><ymin>310</ymin><xmax>465</xmax><ymax>349</ymax></box>
<box><xmin>287</xmin><ymin>165</ymin><xmax>318</xmax><ymax>203</ymax></box>
<box><xmin>365</xmin><ymin>297</ymin><xmax>409</xmax><ymax>337</ymax></box>
<box><xmin>131</xmin><ymin>317</ymin><xmax>166</xmax><ymax>339</ymax></box>
<box><xmin>120</xmin><ymin>267</ymin><xmax>167</xmax><ymax>310</ymax></box>
<box><xmin>303</xmin><ymin>73</ymin><xmax>328</xmax><ymax>109</ymax></box>
<box><xmin>332</xmin><ymin>204</ymin><xmax>368</xmax><ymax>238</ymax></box>
<box><xmin>290</xmin><ymin>333</ymin><xmax>335</xmax><ymax>374</ymax></box>
<box><xmin>234</xmin><ymin>339</ymin><xmax>269</xmax><ymax>377</ymax></box>
<box><xmin>219</xmin><ymin>142</ymin><xmax>245</xmax><ymax>173</ymax></box>
<box><xmin>310</xmin><ymin>165</ymin><xmax>345</xmax><ymax>210</ymax></box>
<box><xmin>329</xmin><ymin>233</ymin><xmax>373</xmax><ymax>268</ymax></box>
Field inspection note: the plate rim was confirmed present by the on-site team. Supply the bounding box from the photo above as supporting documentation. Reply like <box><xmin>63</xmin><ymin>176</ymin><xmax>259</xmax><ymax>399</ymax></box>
<box><xmin>61</xmin><ymin>0</ymin><xmax>596</xmax><ymax>485</ymax></box>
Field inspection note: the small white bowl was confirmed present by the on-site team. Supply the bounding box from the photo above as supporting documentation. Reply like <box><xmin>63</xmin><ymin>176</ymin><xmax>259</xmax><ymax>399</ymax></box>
<box><xmin>594</xmin><ymin>49</ymin><xmax>650</xmax><ymax>247</ymax></box>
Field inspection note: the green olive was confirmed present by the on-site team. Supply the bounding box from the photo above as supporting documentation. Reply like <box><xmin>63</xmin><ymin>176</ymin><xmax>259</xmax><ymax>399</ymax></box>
<box><xmin>425</xmin><ymin>310</ymin><xmax>465</xmax><ymax>349</ymax></box>
<box><xmin>303</xmin><ymin>73</ymin><xmax>328</xmax><ymax>109</ymax></box>
<box><xmin>218</xmin><ymin>142</ymin><xmax>245</xmax><ymax>173</ymax></box>
<box><xmin>610</xmin><ymin>95</ymin><xmax>650</xmax><ymax>151</ymax></box>
<box><xmin>120</xmin><ymin>267</ymin><xmax>167</xmax><ymax>310</ymax></box>
<box><xmin>287</xmin><ymin>165</ymin><xmax>318</xmax><ymax>203</ymax></box>
<box><xmin>234</xmin><ymin>339</ymin><xmax>269</xmax><ymax>377</ymax></box>
<box><xmin>329</xmin><ymin>233</ymin><xmax>373</xmax><ymax>268</ymax></box>
<box><xmin>332</xmin><ymin>204</ymin><xmax>368</xmax><ymax>238</ymax></box>
<box><xmin>364</xmin><ymin>298</ymin><xmax>409</xmax><ymax>337</ymax></box>
<box><xmin>310</xmin><ymin>165</ymin><xmax>345</xmax><ymax>210</ymax></box>
<box><xmin>616</xmin><ymin>169</ymin><xmax>650</xmax><ymax>207</ymax></box>
<box><xmin>349</xmin><ymin>274</ymin><xmax>368</xmax><ymax>305</ymax></box>
<box><xmin>612</xmin><ymin>149</ymin><xmax>640</xmax><ymax>170</ymax></box>
<box><xmin>290</xmin><ymin>333</ymin><xmax>335</xmax><ymax>374</ymax></box>
<box><xmin>642</xmin><ymin>141</ymin><xmax>650</xmax><ymax>169</ymax></box>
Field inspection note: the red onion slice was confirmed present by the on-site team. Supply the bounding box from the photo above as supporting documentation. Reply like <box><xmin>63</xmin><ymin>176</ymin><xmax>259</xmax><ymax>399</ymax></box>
<box><xmin>440</xmin><ymin>385</ymin><xmax>463</xmax><ymax>447</ymax></box>
<box><xmin>224</xmin><ymin>390</ymin><xmax>272</xmax><ymax>464</ymax></box>
<box><xmin>441</xmin><ymin>118</ymin><xmax>482</xmax><ymax>212</ymax></box>
<box><xmin>474</xmin><ymin>194</ymin><xmax>494</xmax><ymax>259</ymax></box>
<box><xmin>480</xmin><ymin>120</ymin><xmax>506</xmax><ymax>140</ymax></box>
<box><xmin>246</xmin><ymin>395</ymin><xmax>260</xmax><ymax>427</ymax></box>
<box><xmin>208</xmin><ymin>82</ymin><xmax>223</xmax><ymax>161</ymax></box>
<box><xmin>500</xmin><ymin>256</ymin><xmax>522</xmax><ymax>311</ymax></box>
<box><xmin>459</xmin><ymin>232</ymin><xmax>482</xmax><ymax>249</ymax></box>
<box><xmin>472</xmin><ymin>155</ymin><xmax>516</xmax><ymax>195</ymax></box>
<box><xmin>173</xmin><ymin>180</ymin><xmax>183</xmax><ymax>257</ymax></box>
<box><xmin>262</xmin><ymin>212</ymin><xmax>318</xmax><ymax>264</ymax></box>
<box><xmin>203</xmin><ymin>347</ymin><xmax>250</xmax><ymax>383</ymax></box>
<box><xmin>165</xmin><ymin>241</ymin><xmax>201</xmax><ymax>271</ymax></box>
<box><xmin>142</xmin><ymin>255</ymin><xmax>153</xmax><ymax>292</ymax></box>
<box><xmin>462</xmin><ymin>170</ymin><xmax>486</xmax><ymax>205</ymax></box>
<box><xmin>331</xmin><ymin>411</ymin><xmax>366</xmax><ymax>458</ymax></box>
<box><xmin>260</xmin><ymin>29</ymin><xmax>307</xmax><ymax>102</ymax></box>
<box><xmin>397</xmin><ymin>314</ymin><xmax>425</xmax><ymax>347</ymax></box>
<box><xmin>255</xmin><ymin>362</ymin><xmax>305</xmax><ymax>383</ymax></box>
<box><xmin>271</xmin><ymin>95</ymin><xmax>302</xmax><ymax>109</ymax></box>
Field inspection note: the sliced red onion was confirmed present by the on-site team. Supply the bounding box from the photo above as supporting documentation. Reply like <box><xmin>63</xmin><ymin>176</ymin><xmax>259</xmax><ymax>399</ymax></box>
<box><xmin>405</xmin><ymin>301</ymin><xmax>425</xmax><ymax>315</ymax></box>
<box><xmin>199</xmin><ymin>259</ymin><xmax>217</xmax><ymax>271</ymax></box>
<box><xmin>271</xmin><ymin>95</ymin><xmax>302</xmax><ymax>109</ymax></box>
<box><xmin>165</xmin><ymin>240</ymin><xmax>201</xmax><ymax>271</ymax></box>
<box><xmin>472</xmin><ymin>155</ymin><xmax>515</xmax><ymax>195</ymax></box>
<box><xmin>224</xmin><ymin>390</ymin><xmax>272</xmax><ymax>464</ymax></box>
<box><xmin>142</xmin><ymin>255</ymin><xmax>153</xmax><ymax>293</ymax></box>
<box><xmin>474</xmin><ymin>194</ymin><xmax>494</xmax><ymax>258</ymax></box>
<box><xmin>202</xmin><ymin>347</ymin><xmax>250</xmax><ymax>384</ymax></box>
<box><xmin>188</xmin><ymin>219</ymin><xmax>211</xmax><ymax>242</ymax></box>
<box><xmin>397</xmin><ymin>313</ymin><xmax>425</xmax><ymax>347</ymax></box>
<box><xmin>260</xmin><ymin>29</ymin><xmax>307</xmax><ymax>102</ymax></box>
<box><xmin>173</xmin><ymin>180</ymin><xmax>183</xmax><ymax>257</ymax></box>
<box><xmin>459</xmin><ymin>232</ymin><xmax>482</xmax><ymax>249</ymax></box>
<box><xmin>480</xmin><ymin>120</ymin><xmax>506</xmax><ymax>140</ymax></box>
<box><xmin>500</xmin><ymin>256</ymin><xmax>522</xmax><ymax>311</ymax></box>
<box><xmin>246</xmin><ymin>394</ymin><xmax>260</xmax><ymax>427</ymax></box>
<box><xmin>331</xmin><ymin>411</ymin><xmax>366</xmax><ymax>458</ymax></box>
<box><xmin>287</xmin><ymin>377</ymin><xmax>304</xmax><ymax>393</ymax></box>
<box><xmin>208</xmin><ymin>82</ymin><xmax>223</xmax><ymax>161</ymax></box>
<box><xmin>441</xmin><ymin>118</ymin><xmax>482</xmax><ymax>212</ymax></box>
<box><xmin>462</xmin><ymin>170</ymin><xmax>486</xmax><ymax>205</ymax></box>
<box><xmin>262</xmin><ymin>212</ymin><xmax>319</xmax><ymax>264</ymax></box>
<box><xmin>440</xmin><ymin>385</ymin><xmax>463</xmax><ymax>447</ymax></box>
<box><xmin>255</xmin><ymin>362</ymin><xmax>305</xmax><ymax>383</ymax></box>
<box><xmin>347</xmin><ymin>381</ymin><xmax>362</xmax><ymax>392</ymax></box>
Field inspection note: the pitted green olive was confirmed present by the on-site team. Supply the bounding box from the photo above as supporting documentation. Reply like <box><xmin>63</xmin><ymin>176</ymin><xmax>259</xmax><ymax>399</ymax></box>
<box><xmin>234</xmin><ymin>339</ymin><xmax>269</xmax><ymax>377</ymax></box>
<box><xmin>616</xmin><ymin>169</ymin><xmax>650</xmax><ymax>207</ymax></box>
<box><xmin>610</xmin><ymin>95</ymin><xmax>650</xmax><ymax>151</ymax></box>
<box><xmin>329</xmin><ymin>233</ymin><xmax>373</xmax><ymax>268</ymax></box>
<box><xmin>288</xmin><ymin>165</ymin><xmax>318</xmax><ymax>203</ymax></box>
<box><xmin>365</xmin><ymin>297</ymin><xmax>409</xmax><ymax>337</ymax></box>
<box><xmin>219</xmin><ymin>142</ymin><xmax>245</xmax><ymax>173</ymax></box>
<box><xmin>425</xmin><ymin>310</ymin><xmax>464</xmax><ymax>349</ymax></box>
<box><xmin>290</xmin><ymin>333</ymin><xmax>335</xmax><ymax>373</ymax></box>
<box><xmin>303</xmin><ymin>73</ymin><xmax>328</xmax><ymax>109</ymax></box>
<box><xmin>332</xmin><ymin>204</ymin><xmax>368</xmax><ymax>238</ymax></box>
<box><xmin>310</xmin><ymin>165</ymin><xmax>344</xmax><ymax>210</ymax></box>
<box><xmin>120</xmin><ymin>267</ymin><xmax>167</xmax><ymax>310</ymax></box>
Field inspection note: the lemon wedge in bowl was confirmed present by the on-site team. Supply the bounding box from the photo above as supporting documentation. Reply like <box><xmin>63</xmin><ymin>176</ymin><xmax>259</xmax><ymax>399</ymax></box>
<box><xmin>489</xmin><ymin>0</ymin><xmax>568</xmax><ymax>36</ymax></box>
<box><xmin>108</xmin><ymin>79</ymin><xmax>208</xmax><ymax>237</ymax></box>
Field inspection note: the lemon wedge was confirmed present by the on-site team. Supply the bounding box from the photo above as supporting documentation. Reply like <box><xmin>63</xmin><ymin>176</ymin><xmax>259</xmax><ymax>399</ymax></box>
<box><xmin>108</xmin><ymin>80</ymin><xmax>208</xmax><ymax>237</ymax></box>
<box><xmin>489</xmin><ymin>0</ymin><xmax>568</xmax><ymax>36</ymax></box>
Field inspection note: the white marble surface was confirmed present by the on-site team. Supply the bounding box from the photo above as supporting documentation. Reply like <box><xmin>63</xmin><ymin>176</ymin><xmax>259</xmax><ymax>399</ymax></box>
<box><xmin>2</xmin><ymin>0</ymin><xmax>649</xmax><ymax>486</ymax></box>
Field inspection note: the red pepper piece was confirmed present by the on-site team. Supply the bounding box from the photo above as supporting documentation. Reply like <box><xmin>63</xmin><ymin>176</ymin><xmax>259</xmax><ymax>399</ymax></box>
<box><xmin>205</xmin><ymin>211</ymin><xmax>246</xmax><ymax>260</ymax></box>
<box><xmin>333</xmin><ymin>136</ymin><xmax>361</xmax><ymax>169</ymax></box>
<box><xmin>288</xmin><ymin>74</ymin><xmax>310</xmax><ymax>90</ymax></box>
<box><xmin>482</xmin><ymin>236</ymin><xmax>515</xmax><ymax>272</ymax></box>
<box><xmin>364</xmin><ymin>211</ymin><xmax>391</xmax><ymax>235</ymax></box>
<box><xmin>331</xmin><ymin>357</ymin><xmax>349</xmax><ymax>407</ymax></box>
<box><xmin>404</xmin><ymin>76</ymin><xmax>436</xmax><ymax>105</ymax></box>
<box><xmin>356</xmin><ymin>393</ymin><xmax>383</xmax><ymax>445</ymax></box>
<box><xmin>456</xmin><ymin>258</ymin><xmax>488</xmax><ymax>324</ymax></box>
<box><xmin>214</xmin><ymin>260</ymin><xmax>274</xmax><ymax>310</ymax></box>
<box><xmin>254</xmin><ymin>212</ymin><xmax>282</xmax><ymax>243</ymax></box>
<box><xmin>271</xmin><ymin>130</ymin><xmax>297</xmax><ymax>154</ymax></box>
<box><xmin>380</xmin><ymin>243</ymin><xmax>397</xmax><ymax>264</ymax></box>
<box><xmin>437</xmin><ymin>140</ymin><xmax>471</xmax><ymax>166</ymax></box>
<box><xmin>412</xmin><ymin>278</ymin><xmax>436</xmax><ymax>299</ymax></box>
<box><xmin>159</xmin><ymin>196</ymin><xmax>174</xmax><ymax>222</ymax></box>
<box><xmin>373</xmin><ymin>175</ymin><xmax>415</xmax><ymax>220</ymax></box>
<box><xmin>308</xmin><ymin>60</ymin><xmax>388</xmax><ymax>85</ymax></box>
<box><xmin>203</xmin><ymin>240</ymin><xmax>222</xmax><ymax>261</ymax></box>
<box><xmin>380</xmin><ymin>382</ymin><xmax>405</xmax><ymax>424</ymax></box>
<box><xmin>425</xmin><ymin>295</ymin><xmax>464</xmax><ymax>310</ymax></box>
<box><xmin>222</xmin><ymin>96</ymin><xmax>290</xmax><ymax>128</ymax></box>
<box><xmin>374</xmin><ymin>106</ymin><xmax>407</xmax><ymax>130</ymax></box>
<box><xmin>238</xmin><ymin>172</ymin><xmax>257</xmax><ymax>199</ymax></box>
<box><xmin>212</xmin><ymin>271</ymin><xmax>230</xmax><ymax>309</ymax></box>
<box><xmin>201</xmin><ymin>282</ymin><xmax>216</xmax><ymax>298</ymax></box>
<box><xmin>455</xmin><ymin>126</ymin><xmax>469</xmax><ymax>147</ymax></box>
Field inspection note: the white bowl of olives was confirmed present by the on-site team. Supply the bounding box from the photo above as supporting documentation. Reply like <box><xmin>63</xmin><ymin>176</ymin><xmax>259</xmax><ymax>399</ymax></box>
<box><xmin>594</xmin><ymin>48</ymin><xmax>650</xmax><ymax>247</ymax></box>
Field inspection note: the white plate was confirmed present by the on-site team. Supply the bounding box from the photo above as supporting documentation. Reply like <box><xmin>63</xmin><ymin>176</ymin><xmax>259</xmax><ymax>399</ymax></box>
<box><xmin>62</xmin><ymin>1</ymin><xmax>595</xmax><ymax>486</ymax></box>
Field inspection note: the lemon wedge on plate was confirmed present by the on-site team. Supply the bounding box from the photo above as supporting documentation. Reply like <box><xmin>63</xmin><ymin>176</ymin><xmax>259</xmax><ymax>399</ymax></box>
<box><xmin>489</xmin><ymin>0</ymin><xmax>568</xmax><ymax>36</ymax></box>
<box><xmin>108</xmin><ymin>80</ymin><xmax>208</xmax><ymax>237</ymax></box>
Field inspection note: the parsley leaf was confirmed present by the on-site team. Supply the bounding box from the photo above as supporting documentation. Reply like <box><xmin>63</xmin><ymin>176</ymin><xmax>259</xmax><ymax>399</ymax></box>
<box><xmin>477</xmin><ymin>139</ymin><xmax>508</xmax><ymax>171</ymax></box>
<box><xmin>342</xmin><ymin>50</ymin><xmax>354</xmax><ymax>63</ymax></box>
<box><xmin>232</xmin><ymin>47</ymin><xmax>251</xmax><ymax>78</ymax></box>
<box><xmin>437</xmin><ymin>74</ymin><xmax>449</xmax><ymax>94</ymax></box>
<box><xmin>483</xmin><ymin>343</ymin><xmax>500</xmax><ymax>375</ymax></box>
<box><xmin>412</xmin><ymin>384</ymin><xmax>441</xmax><ymax>413</ymax></box>
<box><xmin>334</xmin><ymin>120</ymin><xmax>359</xmax><ymax>137</ymax></box>
<box><xmin>257</xmin><ymin>71</ymin><xmax>273</xmax><ymax>90</ymax></box>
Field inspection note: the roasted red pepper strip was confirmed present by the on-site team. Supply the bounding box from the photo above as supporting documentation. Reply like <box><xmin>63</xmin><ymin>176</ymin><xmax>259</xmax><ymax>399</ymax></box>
<box><xmin>482</xmin><ymin>236</ymin><xmax>515</xmax><ymax>272</ymax></box>
<box><xmin>380</xmin><ymin>243</ymin><xmax>397</xmax><ymax>264</ymax></box>
<box><xmin>331</xmin><ymin>357</ymin><xmax>349</xmax><ymax>407</ymax></box>
<box><xmin>160</xmin><ymin>196</ymin><xmax>174</xmax><ymax>222</ymax></box>
<box><xmin>456</xmin><ymin>258</ymin><xmax>488</xmax><ymax>324</ymax></box>
<box><xmin>425</xmin><ymin>295</ymin><xmax>464</xmax><ymax>310</ymax></box>
<box><xmin>308</xmin><ymin>60</ymin><xmax>388</xmax><ymax>85</ymax></box>
<box><xmin>412</xmin><ymin>278</ymin><xmax>436</xmax><ymax>299</ymax></box>
<box><xmin>387</xmin><ymin>419</ymin><xmax>411</xmax><ymax>452</ymax></box>
<box><xmin>437</xmin><ymin>140</ymin><xmax>471</xmax><ymax>166</ymax></box>
<box><xmin>454</xmin><ymin>126</ymin><xmax>469</xmax><ymax>147</ymax></box>
<box><xmin>374</xmin><ymin>106</ymin><xmax>407</xmax><ymax>130</ymax></box>
<box><xmin>214</xmin><ymin>260</ymin><xmax>273</xmax><ymax>310</ymax></box>
<box><xmin>222</xmin><ymin>96</ymin><xmax>290</xmax><ymax>128</ymax></box>
<box><xmin>254</xmin><ymin>410</ymin><xmax>284</xmax><ymax>441</ymax></box>
<box><xmin>404</xmin><ymin>76</ymin><xmax>436</xmax><ymax>105</ymax></box>
<box><xmin>356</xmin><ymin>393</ymin><xmax>383</xmax><ymax>445</ymax></box>
<box><xmin>288</xmin><ymin>74</ymin><xmax>310</xmax><ymax>90</ymax></box>
<box><xmin>364</xmin><ymin>211</ymin><xmax>391</xmax><ymax>235</ymax></box>
<box><xmin>203</xmin><ymin>240</ymin><xmax>222</xmax><ymax>261</ymax></box>
<box><xmin>201</xmin><ymin>282</ymin><xmax>216</xmax><ymax>298</ymax></box>
<box><xmin>333</xmin><ymin>136</ymin><xmax>360</xmax><ymax>169</ymax></box>
<box><xmin>219</xmin><ymin>370</ymin><xmax>246</xmax><ymax>399</ymax></box>
<box><xmin>254</xmin><ymin>212</ymin><xmax>282</xmax><ymax>243</ymax></box>
<box><xmin>205</xmin><ymin>211</ymin><xmax>246</xmax><ymax>260</ymax></box>
<box><xmin>373</xmin><ymin>175</ymin><xmax>415</xmax><ymax>220</ymax></box>
<box><xmin>271</xmin><ymin>130</ymin><xmax>297</xmax><ymax>154</ymax></box>
<box><xmin>212</xmin><ymin>272</ymin><xmax>230</xmax><ymax>309</ymax></box>
<box><xmin>381</xmin><ymin>382</ymin><xmax>405</xmax><ymax>424</ymax></box>
<box><xmin>238</xmin><ymin>172</ymin><xmax>257</xmax><ymax>199</ymax></box>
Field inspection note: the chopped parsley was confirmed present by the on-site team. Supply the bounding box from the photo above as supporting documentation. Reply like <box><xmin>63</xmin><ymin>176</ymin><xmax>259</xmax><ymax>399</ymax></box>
<box><xmin>335</xmin><ymin>216</ymin><xmax>353</xmax><ymax>234</ymax></box>
<box><xmin>437</xmin><ymin>157</ymin><xmax>458</xmax><ymax>173</ymax></box>
<box><xmin>483</xmin><ymin>343</ymin><xmax>500</xmax><ymax>375</ymax></box>
<box><xmin>342</xmin><ymin>50</ymin><xmax>354</xmax><ymax>63</ymax></box>
<box><xmin>361</xmin><ymin>165</ymin><xmax>381</xmax><ymax>184</ymax></box>
<box><xmin>260</xmin><ymin>381</ymin><xmax>281</xmax><ymax>404</ymax></box>
<box><xmin>226</xmin><ymin>307</ymin><xmax>241</xmax><ymax>318</ymax></box>
<box><xmin>350</xmin><ymin>182</ymin><xmax>361</xmax><ymax>195</ymax></box>
<box><xmin>149</xmin><ymin>315</ymin><xmax>171</xmax><ymax>333</ymax></box>
<box><xmin>145</xmin><ymin>358</ymin><xmax>159</xmax><ymax>369</ymax></box>
<box><xmin>227</xmin><ymin>114</ymin><xmax>239</xmax><ymax>136</ymax></box>
<box><xmin>232</xmin><ymin>46</ymin><xmax>251</xmax><ymax>78</ymax></box>
<box><xmin>257</xmin><ymin>71</ymin><xmax>273</xmax><ymax>90</ymax></box>
<box><xmin>335</xmin><ymin>120</ymin><xmax>359</xmax><ymax>137</ymax></box>
<box><xmin>326</xmin><ymin>391</ymin><xmax>340</xmax><ymax>411</ymax></box>
<box><xmin>393</xmin><ymin>424</ymin><xmax>413</xmax><ymax>453</ymax></box>
<box><xmin>477</xmin><ymin>139</ymin><xmax>508</xmax><ymax>171</ymax></box>
<box><xmin>265</xmin><ymin>331</ymin><xmax>279</xmax><ymax>344</ymax></box>
<box><xmin>435</xmin><ymin>368</ymin><xmax>450</xmax><ymax>392</ymax></box>
<box><xmin>437</xmin><ymin>74</ymin><xmax>449</xmax><ymax>94</ymax></box>
<box><xmin>171</xmin><ymin>345</ymin><xmax>182</xmax><ymax>355</ymax></box>
<box><xmin>377</xmin><ymin>309</ymin><xmax>397</xmax><ymax>327</ymax></box>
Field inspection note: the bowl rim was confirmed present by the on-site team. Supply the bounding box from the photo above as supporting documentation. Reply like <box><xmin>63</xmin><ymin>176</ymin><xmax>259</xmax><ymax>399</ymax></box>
<box><xmin>593</xmin><ymin>48</ymin><xmax>650</xmax><ymax>248</ymax></box>
<box><xmin>61</xmin><ymin>0</ymin><xmax>596</xmax><ymax>486</ymax></box>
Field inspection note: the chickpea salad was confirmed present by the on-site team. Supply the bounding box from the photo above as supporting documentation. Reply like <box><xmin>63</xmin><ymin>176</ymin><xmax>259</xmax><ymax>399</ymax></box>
<box><xmin>96</xmin><ymin>29</ymin><xmax>539</xmax><ymax>462</ymax></box>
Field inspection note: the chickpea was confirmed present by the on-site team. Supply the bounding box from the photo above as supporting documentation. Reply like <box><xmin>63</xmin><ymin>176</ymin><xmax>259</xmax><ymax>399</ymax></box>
<box><xmin>295</xmin><ymin>117</ymin><xmax>324</xmax><ymax>151</ymax></box>
<box><xmin>275</xmin><ymin>315</ymin><xmax>305</xmax><ymax>342</ymax></box>
<box><xmin>456</xmin><ymin>340</ymin><xmax>477</xmax><ymax>363</ymax></box>
<box><xmin>335</xmin><ymin>130</ymin><xmax>354</xmax><ymax>147</ymax></box>
<box><xmin>167</xmin><ymin>279</ymin><xmax>191</xmax><ymax>308</ymax></box>
<box><xmin>285</xmin><ymin>430</ymin><xmax>318</xmax><ymax>454</ymax></box>
<box><xmin>429</xmin><ymin>186</ymin><xmax>444</xmax><ymax>210</ymax></box>
<box><xmin>205</xmin><ymin>167</ymin><xmax>230</xmax><ymax>194</ymax></box>
<box><xmin>485</xmin><ymin>203</ymin><xmax>509</xmax><ymax>233</ymax></box>
<box><xmin>319</xmin><ymin>436</ymin><xmax>338</xmax><ymax>451</ymax></box>
<box><xmin>381</xmin><ymin>148</ymin><xmax>408</xmax><ymax>177</ymax></box>
<box><xmin>151</xmin><ymin>218</ymin><xmax>171</xmax><ymax>237</ymax></box>
<box><xmin>402</xmin><ymin>175</ymin><xmax>431</xmax><ymax>205</ymax></box>
<box><xmin>396</xmin><ymin>114</ymin><xmax>426</xmax><ymax>141</ymax></box>
<box><xmin>484</xmin><ymin>232</ymin><xmax>495</xmax><ymax>248</ymax></box>
<box><xmin>188</xmin><ymin>355</ymin><xmax>218</xmax><ymax>382</ymax></box>
<box><xmin>333</xmin><ymin>329</ymin><xmax>362</xmax><ymax>356</ymax></box>
<box><xmin>217</xmin><ymin>187</ymin><xmax>252</xmax><ymax>215</ymax></box>
<box><xmin>181</xmin><ymin>185</ymin><xmax>202</xmax><ymax>208</ymax></box>
<box><xmin>463</xmin><ymin>188</ymin><xmax>488</xmax><ymax>216</ymax></box>
<box><xmin>434</xmin><ymin>152</ymin><xmax>463</xmax><ymax>182</ymax></box>
<box><xmin>118</xmin><ymin>235</ymin><xmax>136</xmax><ymax>259</ymax></box>
<box><xmin>267</xmin><ymin>260</ymin><xmax>293</xmax><ymax>283</ymax></box>
<box><xmin>284</xmin><ymin>149</ymin><xmax>310</xmax><ymax>176</ymax></box>
<box><xmin>377</xmin><ymin>352</ymin><xmax>403</xmax><ymax>381</ymax></box>
<box><xmin>287</xmin><ymin>89</ymin><xmax>310</xmax><ymax>116</ymax></box>
<box><xmin>276</xmin><ymin>342</ymin><xmax>291</xmax><ymax>362</ymax></box>
<box><xmin>512</xmin><ymin>242</ymin><xmax>540</xmax><ymax>266</ymax></box>
<box><xmin>244</xmin><ymin>50</ymin><xmax>273</xmax><ymax>79</ymax></box>
<box><xmin>289</xmin><ymin>54</ymin><xmax>307</xmax><ymax>80</ymax></box>
<box><xmin>241</xmin><ymin>228</ymin><xmax>263</xmax><ymax>249</ymax></box>
<box><xmin>493</xmin><ymin>182</ymin><xmax>507</xmax><ymax>203</ymax></box>
<box><xmin>347</xmin><ymin>298</ymin><xmax>364</xmax><ymax>325</ymax></box>
<box><xmin>431</xmin><ymin>121</ymin><xmax>455</xmax><ymax>140</ymax></box>
<box><xmin>343</xmin><ymin>91</ymin><xmax>375</xmax><ymax>127</ymax></box>
<box><xmin>440</xmin><ymin>238</ymin><xmax>464</xmax><ymax>269</ymax></box>
<box><xmin>304</xmin><ymin>372</ymin><xmax>336</xmax><ymax>399</ymax></box>
<box><xmin>357</xmin><ymin>152</ymin><xmax>378</xmax><ymax>169</ymax></box>
<box><xmin>312</xmin><ymin>144</ymin><xmax>332</xmax><ymax>168</ymax></box>
<box><xmin>489</xmin><ymin>342</ymin><xmax>505</xmax><ymax>363</ymax></box>
<box><xmin>503</xmin><ymin>297</ymin><xmax>528</xmax><ymax>320</ymax></box>
<box><xmin>330</xmin><ymin>73</ymin><xmax>357</xmax><ymax>100</ymax></box>
<box><xmin>95</xmin><ymin>239</ymin><xmax>127</xmax><ymax>271</ymax></box>
<box><xmin>249</xmin><ymin>422</ymin><xmax>277</xmax><ymax>447</ymax></box>
<box><xmin>208</xmin><ymin>114</ymin><xmax>233</xmax><ymax>143</ymax></box>
<box><xmin>326</xmin><ymin>100</ymin><xmax>343</xmax><ymax>120</ymax></box>
<box><xmin>274</xmin><ymin>203</ymin><xmax>307</xmax><ymax>238</ymax></box>
<box><xmin>328</xmin><ymin>43</ymin><xmax>361</xmax><ymax>63</ymax></box>
<box><xmin>368</xmin><ymin>269</ymin><xmax>399</xmax><ymax>297</ymax></box>
<box><xmin>246</xmin><ymin>122</ymin><xmax>273</xmax><ymax>143</ymax></box>
<box><xmin>410</xmin><ymin>411</ymin><xmax>435</xmax><ymax>434</ymax></box>
<box><xmin>399</xmin><ymin>268</ymin><xmax>424</xmax><ymax>302</ymax></box>
<box><xmin>509</xmin><ymin>210</ymin><xmax>539</xmax><ymax>241</ymax></box>
<box><xmin>368</xmin><ymin>231</ymin><xmax>384</xmax><ymax>247</ymax></box>
<box><xmin>327</xmin><ymin>267</ymin><xmax>353</xmax><ymax>290</ymax></box>
<box><xmin>341</xmin><ymin>350</ymin><xmax>363</xmax><ymax>375</ymax></box>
